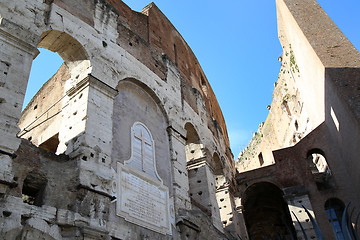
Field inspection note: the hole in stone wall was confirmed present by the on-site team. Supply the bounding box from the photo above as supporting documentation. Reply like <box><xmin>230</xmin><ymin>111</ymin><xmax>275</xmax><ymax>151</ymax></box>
<box><xmin>282</xmin><ymin>100</ymin><xmax>292</xmax><ymax>116</ymax></box>
<box><xmin>21</xmin><ymin>215</ymin><xmax>30</xmax><ymax>226</ymax></box>
<box><xmin>22</xmin><ymin>172</ymin><xmax>47</xmax><ymax>206</ymax></box>
<box><xmin>295</xmin><ymin>120</ymin><xmax>299</xmax><ymax>130</ymax></box>
<box><xmin>198</xmin><ymin>191</ymin><xmax>202</xmax><ymax>196</ymax></box>
<box><xmin>38</xmin><ymin>133</ymin><xmax>59</xmax><ymax>153</ymax></box>
<box><xmin>3</xmin><ymin>211</ymin><xmax>11</xmax><ymax>217</ymax></box>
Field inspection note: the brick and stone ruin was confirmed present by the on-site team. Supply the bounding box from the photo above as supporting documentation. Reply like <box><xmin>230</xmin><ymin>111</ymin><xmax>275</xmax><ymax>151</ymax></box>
<box><xmin>0</xmin><ymin>0</ymin><xmax>359</xmax><ymax>239</ymax></box>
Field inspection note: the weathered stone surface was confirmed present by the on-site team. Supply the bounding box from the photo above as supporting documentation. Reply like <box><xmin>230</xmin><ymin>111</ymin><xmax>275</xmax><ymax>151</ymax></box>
<box><xmin>235</xmin><ymin>0</ymin><xmax>360</xmax><ymax>239</ymax></box>
<box><xmin>0</xmin><ymin>0</ymin><xmax>236</xmax><ymax>239</ymax></box>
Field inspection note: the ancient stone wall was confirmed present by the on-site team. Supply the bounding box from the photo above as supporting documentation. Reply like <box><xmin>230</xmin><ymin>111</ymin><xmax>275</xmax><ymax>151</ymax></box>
<box><xmin>235</xmin><ymin>0</ymin><xmax>360</xmax><ymax>239</ymax></box>
<box><xmin>0</xmin><ymin>0</ymin><xmax>238</xmax><ymax>239</ymax></box>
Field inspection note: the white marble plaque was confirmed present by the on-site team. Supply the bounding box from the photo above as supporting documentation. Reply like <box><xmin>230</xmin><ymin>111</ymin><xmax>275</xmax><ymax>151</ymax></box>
<box><xmin>116</xmin><ymin>122</ymin><xmax>171</xmax><ymax>235</ymax></box>
<box><xmin>116</xmin><ymin>164</ymin><xmax>171</xmax><ymax>234</ymax></box>
<box><xmin>126</xmin><ymin>122</ymin><xmax>161</xmax><ymax>181</ymax></box>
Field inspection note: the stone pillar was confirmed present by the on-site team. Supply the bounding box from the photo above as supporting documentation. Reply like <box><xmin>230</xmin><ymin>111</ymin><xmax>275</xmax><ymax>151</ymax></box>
<box><xmin>62</xmin><ymin>75</ymin><xmax>118</xmax><ymax>196</ymax></box>
<box><xmin>187</xmin><ymin>158</ymin><xmax>223</xmax><ymax>232</ymax></box>
<box><xmin>283</xmin><ymin>185</ymin><xmax>317</xmax><ymax>239</ymax></box>
<box><xmin>0</xmin><ymin>17</ymin><xmax>39</xmax><ymax>182</ymax></box>
<box><xmin>233</xmin><ymin>198</ymin><xmax>250</xmax><ymax>240</ymax></box>
<box><xmin>167</xmin><ymin>125</ymin><xmax>191</xmax><ymax>211</ymax></box>
<box><xmin>216</xmin><ymin>184</ymin><xmax>244</xmax><ymax>238</ymax></box>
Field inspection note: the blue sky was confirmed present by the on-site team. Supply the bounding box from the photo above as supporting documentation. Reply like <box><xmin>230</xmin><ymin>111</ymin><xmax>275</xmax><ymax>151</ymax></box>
<box><xmin>25</xmin><ymin>0</ymin><xmax>360</xmax><ymax>158</ymax></box>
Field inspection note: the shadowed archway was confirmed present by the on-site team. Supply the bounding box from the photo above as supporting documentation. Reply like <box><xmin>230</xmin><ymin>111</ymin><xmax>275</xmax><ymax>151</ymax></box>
<box><xmin>242</xmin><ymin>182</ymin><xmax>296</xmax><ymax>239</ymax></box>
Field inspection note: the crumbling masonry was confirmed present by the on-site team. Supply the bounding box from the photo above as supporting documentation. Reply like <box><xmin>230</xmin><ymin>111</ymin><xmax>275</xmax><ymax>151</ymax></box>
<box><xmin>0</xmin><ymin>0</ymin><xmax>359</xmax><ymax>239</ymax></box>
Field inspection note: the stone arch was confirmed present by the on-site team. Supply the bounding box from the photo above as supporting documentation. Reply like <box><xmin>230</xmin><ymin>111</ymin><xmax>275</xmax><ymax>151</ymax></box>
<box><xmin>119</xmin><ymin>77</ymin><xmax>170</xmax><ymax>125</ymax></box>
<box><xmin>213</xmin><ymin>152</ymin><xmax>223</xmax><ymax>176</ymax></box>
<box><xmin>111</xmin><ymin>78</ymin><xmax>171</xmax><ymax>187</ymax></box>
<box><xmin>184</xmin><ymin>122</ymin><xmax>203</xmax><ymax>162</ymax></box>
<box><xmin>184</xmin><ymin>122</ymin><xmax>200</xmax><ymax>145</ymax></box>
<box><xmin>242</xmin><ymin>182</ymin><xmax>296</xmax><ymax>239</ymax></box>
<box><xmin>307</xmin><ymin>148</ymin><xmax>334</xmax><ymax>190</ymax></box>
<box><xmin>18</xmin><ymin>30</ymin><xmax>91</xmax><ymax>154</ymax></box>
<box><xmin>37</xmin><ymin>30</ymin><xmax>91</xmax><ymax>84</ymax></box>
<box><xmin>38</xmin><ymin>30</ymin><xmax>88</xmax><ymax>63</ymax></box>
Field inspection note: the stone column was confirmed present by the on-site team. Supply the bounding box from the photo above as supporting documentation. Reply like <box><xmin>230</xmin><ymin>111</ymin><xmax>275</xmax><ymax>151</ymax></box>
<box><xmin>187</xmin><ymin>157</ymin><xmax>223</xmax><ymax>232</ymax></box>
<box><xmin>233</xmin><ymin>198</ymin><xmax>250</xmax><ymax>240</ymax></box>
<box><xmin>167</xmin><ymin>125</ymin><xmax>191</xmax><ymax>211</ymax></box>
<box><xmin>61</xmin><ymin>75</ymin><xmax>118</xmax><ymax>196</ymax></box>
<box><xmin>0</xmin><ymin>17</ymin><xmax>39</xmax><ymax>182</ymax></box>
<box><xmin>216</xmin><ymin>184</ymin><xmax>244</xmax><ymax>238</ymax></box>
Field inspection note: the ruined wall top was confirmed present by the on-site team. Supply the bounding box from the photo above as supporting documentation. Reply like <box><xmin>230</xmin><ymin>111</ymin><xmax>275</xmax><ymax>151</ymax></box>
<box><xmin>50</xmin><ymin>0</ymin><xmax>230</xmax><ymax>147</ymax></box>
<box><xmin>278</xmin><ymin>0</ymin><xmax>360</xmax><ymax>68</ymax></box>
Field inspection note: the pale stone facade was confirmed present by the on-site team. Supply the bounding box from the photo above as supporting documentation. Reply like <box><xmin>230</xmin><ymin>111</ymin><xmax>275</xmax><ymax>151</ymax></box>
<box><xmin>0</xmin><ymin>0</ymin><xmax>239</xmax><ymax>239</ymax></box>
<box><xmin>236</xmin><ymin>0</ymin><xmax>360</xmax><ymax>239</ymax></box>
<box><xmin>0</xmin><ymin>0</ymin><xmax>359</xmax><ymax>239</ymax></box>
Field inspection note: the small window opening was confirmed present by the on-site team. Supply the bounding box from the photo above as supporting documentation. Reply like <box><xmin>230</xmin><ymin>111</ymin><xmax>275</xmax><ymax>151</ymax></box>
<box><xmin>174</xmin><ymin>44</ymin><xmax>178</xmax><ymax>66</ymax></box>
<box><xmin>22</xmin><ymin>172</ymin><xmax>47</xmax><ymax>206</ymax></box>
<box><xmin>307</xmin><ymin>150</ymin><xmax>335</xmax><ymax>190</ymax></box>
<box><xmin>258</xmin><ymin>152</ymin><xmax>264</xmax><ymax>166</ymax></box>
<box><xmin>200</xmin><ymin>75</ymin><xmax>208</xmax><ymax>97</ymax></box>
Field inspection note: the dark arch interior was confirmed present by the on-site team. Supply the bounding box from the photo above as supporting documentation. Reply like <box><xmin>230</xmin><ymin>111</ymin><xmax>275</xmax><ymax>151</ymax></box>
<box><xmin>184</xmin><ymin>122</ymin><xmax>200</xmax><ymax>144</ymax></box>
<box><xmin>243</xmin><ymin>182</ymin><xmax>296</xmax><ymax>239</ymax></box>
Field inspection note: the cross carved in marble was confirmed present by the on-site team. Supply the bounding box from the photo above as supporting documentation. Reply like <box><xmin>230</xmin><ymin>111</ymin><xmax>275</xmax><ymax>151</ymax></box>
<box><xmin>134</xmin><ymin>129</ymin><xmax>152</xmax><ymax>172</ymax></box>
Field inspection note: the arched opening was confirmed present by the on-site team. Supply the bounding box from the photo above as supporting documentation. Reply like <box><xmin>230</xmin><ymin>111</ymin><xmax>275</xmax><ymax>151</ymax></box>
<box><xmin>325</xmin><ymin>198</ymin><xmax>345</xmax><ymax>240</ymax></box>
<box><xmin>200</xmin><ymin>74</ymin><xmax>208</xmax><ymax>97</ymax></box>
<box><xmin>22</xmin><ymin>49</ymin><xmax>64</xmax><ymax>110</ymax></box>
<box><xmin>213</xmin><ymin>153</ymin><xmax>227</xmax><ymax>192</ymax></box>
<box><xmin>184</xmin><ymin>122</ymin><xmax>203</xmax><ymax>162</ymax></box>
<box><xmin>242</xmin><ymin>182</ymin><xmax>296</xmax><ymax>239</ymax></box>
<box><xmin>17</xmin><ymin>30</ymin><xmax>89</xmax><ymax>154</ymax></box>
<box><xmin>307</xmin><ymin>149</ymin><xmax>334</xmax><ymax>190</ymax></box>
